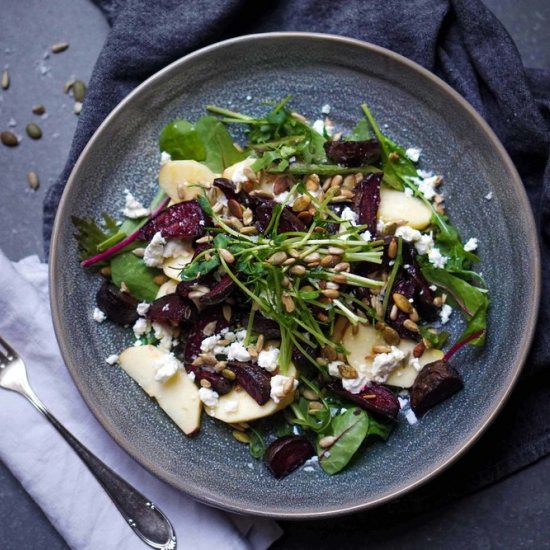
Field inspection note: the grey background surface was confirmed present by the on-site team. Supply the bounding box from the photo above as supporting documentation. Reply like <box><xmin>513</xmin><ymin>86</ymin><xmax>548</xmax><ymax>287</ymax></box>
<box><xmin>0</xmin><ymin>0</ymin><xmax>548</xmax><ymax>548</ymax></box>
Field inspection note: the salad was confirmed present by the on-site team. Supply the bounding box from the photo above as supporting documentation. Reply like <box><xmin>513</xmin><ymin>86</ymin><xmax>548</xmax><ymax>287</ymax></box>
<box><xmin>75</xmin><ymin>97</ymin><xmax>489</xmax><ymax>478</ymax></box>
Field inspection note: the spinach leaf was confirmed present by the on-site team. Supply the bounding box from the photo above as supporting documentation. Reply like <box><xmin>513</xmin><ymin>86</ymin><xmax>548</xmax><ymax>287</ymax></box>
<box><xmin>72</xmin><ymin>213</ymin><xmax>121</xmax><ymax>263</ymax></box>
<box><xmin>194</xmin><ymin>116</ymin><xmax>247</xmax><ymax>172</ymax></box>
<box><xmin>317</xmin><ymin>408</ymin><xmax>370</xmax><ymax>475</ymax></box>
<box><xmin>290</xmin><ymin>397</ymin><xmax>332</xmax><ymax>433</ymax></box>
<box><xmin>347</xmin><ymin>118</ymin><xmax>372</xmax><ymax>141</ymax></box>
<box><xmin>248</xmin><ymin>426</ymin><xmax>266</xmax><ymax>459</ymax></box>
<box><xmin>457</xmin><ymin>300</ymin><xmax>488</xmax><ymax>346</ymax></box>
<box><xmin>159</xmin><ymin>119</ymin><xmax>206</xmax><ymax>161</ymax></box>
<box><xmin>110</xmin><ymin>252</ymin><xmax>160</xmax><ymax>301</ymax></box>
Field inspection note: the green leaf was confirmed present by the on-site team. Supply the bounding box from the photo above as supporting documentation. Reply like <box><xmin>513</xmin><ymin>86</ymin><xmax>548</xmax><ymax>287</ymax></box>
<box><xmin>347</xmin><ymin>118</ymin><xmax>372</xmax><ymax>141</ymax></box>
<box><xmin>248</xmin><ymin>426</ymin><xmax>266</xmax><ymax>459</ymax></box>
<box><xmin>194</xmin><ymin>116</ymin><xmax>247</xmax><ymax>172</ymax></box>
<box><xmin>110</xmin><ymin>253</ymin><xmax>160</xmax><ymax>301</ymax></box>
<box><xmin>457</xmin><ymin>300</ymin><xmax>488</xmax><ymax>346</ymax></box>
<box><xmin>159</xmin><ymin>119</ymin><xmax>206</xmax><ymax>161</ymax></box>
<box><xmin>72</xmin><ymin>213</ymin><xmax>122</xmax><ymax>263</ymax></box>
<box><xmin>419</xmin><ymin>326</ymin><xmax>450</xmax><ymax>350</ymax></box>
<box><xmin>318</xmin><ymin>408</ymin><xmax>370</xmax><ymax>475</ymax></box>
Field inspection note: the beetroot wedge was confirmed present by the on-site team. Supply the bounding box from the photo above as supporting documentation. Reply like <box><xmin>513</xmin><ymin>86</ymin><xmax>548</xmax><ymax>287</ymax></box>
<box><xmin>199</xmin><ymin>275</ymin><xmax>235</xmax><ymax>306</ymax></box>
<box><xmin>324</xmin><ymin>139</ymin><xmax>381</xmax><ymax>167</ymax></box>
<box><xmin>354</xmin><ymin>173</ymin><xmax>382</xmax><ymax>234</ymax></box>
<box><xmin>226</xmin><ymin>361</ymin><xmax>272</xmax><ymax>405</ymax></box>
<box><xmin>146</xmin><ymin>294</ymin><xmax>196</xmax><ymax>324</ymax></box>
<box><xmin>183</xmin><ymin>306</ymin><xmax>231</xmax><ymax>361</ymax></box>
<box><xmin>253</xmin><ymin>199</ymin><xmax>306</xmax><ymax>235</ymax></box>
<box><xmin>138</xmin><ymin>200</ymin><xmax>209</xmax><ymax>240</ymax></box>
<box><xmin>327</xmin><ymin>380</ymin><xmax>399</xmax><ymax>420</ymax></box>
<box><xmin>185</xmin><ymin>364</ymin><xmax>233</xmax><ymax>395</ymax></box>
<box><xmin>96</xmin><ymin>281</ymin><xmax>139</xmax><ymax>326</ymax></box>
<box><xmin>264</xmin><ymin>436</ymin><xmax>315</xmax><ymax>478</ymax></box>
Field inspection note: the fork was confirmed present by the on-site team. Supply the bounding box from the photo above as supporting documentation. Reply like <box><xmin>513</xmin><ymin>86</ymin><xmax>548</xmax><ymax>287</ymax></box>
<box><xmin>0</xmin><ymin>335</ymin><xmax>177</xmax><ymax>550</ymax></box>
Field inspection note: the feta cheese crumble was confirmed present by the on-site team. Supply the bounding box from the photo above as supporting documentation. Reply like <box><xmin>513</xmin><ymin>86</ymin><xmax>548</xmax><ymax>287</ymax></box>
<box><xmin>360</xmin><ymin>230</ymin><xmax>372</xmax><ymax>241</ymax></box>
<box><xmin>198</xmin><ymin>387</ymin><xmax>219</xmax><ymax>407</ymax></box>
<box><xmin>105</xmin><ymin>354</ymin><xmax>119</xmax><ymax>365</ymax></box>
<box><xmin>464</xmin><ymin>237</ymin><xmax>478</xmax><ymax>252</ymax></box>
<box><xmin>270</xmin><ymin>375</ymin><xmax>298</xmax><ymax>403</ymax></box>
<box><xmin>439</xmin><ymin>304</ymin><xmax>453</xmax><ymax>324</ymax></box>
<box><xmin>340</xmin><ymin>207</ymin><xmax>358</xmax><ymax>225</ymax></box>
<box><xmin>342</xmin><ymin>373</ymin><xmax>369</xmax><ymax>394</ymax></box>
<box><xmin>372</xmin><ymin>346</ymin><xmax>406</xmax><ymax>383</ymax></box>
<box><xmin>428</xmin><ymin>248</ymin><xmax>449</xmax><ymax>268</ymax></box>
<box><xmin>136</xmin><ymin>302</ymin><xmax>150</xmax><ymax>316</ymax></box>
<box><xmin>485</xmin><ymin>191</ymin><xmax>493</xmax><ymax>200</ymax></box>
<box><xmin>143</xmin><ymin>231</ymin><xmax>166</xmax><ymax>267</ymax></box>
<box><xmin>258</xmin><ymin>348</ymin><xmax>280</xmax><ymax>372</ymax></box>
<box><xmin>152</xmin><ymin>352</ymin><xmax>181</xmax><ymax>382</ymax></box>
<box><xmin>321</xmin><ymin>103</ymin><xmax>331</xmax><ymax>114</ymax></box>
<box><xmin>404</xmin><ymin>187</ymin><xmax>414</xmax><ymax>198</ymax></box>
<box><xmin>133</xmin><ymin>317</ymin><xmax>151</xmax><ymax>338</ymax></box>
<box><xmin>93</xmin><ymin>307</ymin><xmax>106</xmax><ymax>323</ymax></box>
<box><xmin>405</xmin><ymin>147</ymin><xmax>422</xmax><ymax>162</ymax></box>
<box><xmin>122</xmin><ymin>190</ymin><xmax>150</xmax><ymax>219</ymax></box>
<box><xmin>312</xmin><ymin>119</ymin><xmax>325</xmax><ymax>134</ymax></box>
<box><xmin>160</xmin><ymin>151</ymin><xmax>172</xmax><ymax>165</ymax></box>
<box><xmin>226</xmin><ymin>341</ymin><xmax>251</xmax><ymax>362</ymax></box>
<box><xmin>416</xmin><ymin>177</ymin><xmax>437</xmax><ymax>200</ymax></box>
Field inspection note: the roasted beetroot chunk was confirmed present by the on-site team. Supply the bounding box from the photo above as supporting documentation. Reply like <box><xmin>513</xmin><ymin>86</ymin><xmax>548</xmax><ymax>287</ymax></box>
<box><xmin>252</xmin><ymin>314</ymin><xmax>281</xmax><ymax>340</ymax></box>
<box><xmin>184</xmin><ymin>364</ymin><xmax>233</xmax><ymax>395</ymax></box>
<box><xmin>96</xmin><ymin>281</ymin><xmax>139</xmax><ymax>326</ymax></box>
<box><xmin>402</xmin><ymin>245</ymin><xmax>438</xmax><ymax>321</ymax></box>
<box><xmin>264</xmin><ymin>436</ymin><xmax>315</xmax><ymax>479</ymax></box>
<box><xmin>212</xmin><ymin>177</ymin><xmax>239</xmax><ymax>201</ymax></box>
<box><xmin>199</xmin><ymin>275</ymin><xmax>235</xmax><ymax>306</ymax></box>
<box><xmin>183</xmin><ymin>306</ymin><xmax>231</xmax><ymax>362</ymax></box>
<box><xmin>138</xmin><ymin>200</ymin><xmax>209</xmax><ymax>240</ymax></box>
<box><xmin>327</xmin><ymin>381</ymin><xmax>399</xmax><ymax>420</ymax></box>
<box><xmin>385</xmin><ymin>276</ymin><xmax>421</xmax><ymax>341</ymax></box>
<box><xmin>253</xmin><ymin>199</ymin><xmax>307</xmax><ymax>235</ymax></box>
<box><xmin>226</xmin><ymin>361</ymin><xmax>272</xmax><ymax>405</ymax></box>
<box><xmin>323</xmin><ymin>139</ymin><xmax>381</xmax><ymax>167</ymax></box>
<box><xmin>354</xmin><ymin>173</ymin><xmax>382</xmax><ymax>234</ymax></box>
<box><xmin>146</xmin><ymin>294</ymin><xmax>196</xmax><ymax>324</ymax></box>
<box><xmin>410</xmin><ymin>360</ymin><xmax>463</xmax><ymax>416</ymax></box>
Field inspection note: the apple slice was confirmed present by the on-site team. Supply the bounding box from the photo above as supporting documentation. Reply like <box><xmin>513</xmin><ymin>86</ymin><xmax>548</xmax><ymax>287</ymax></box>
<box><xmin>221</xmin><ymin>157</ymin><xmax>256</xmax><ymax>183</ymax></box>
<box><xmin>203</xmin><ymin>364</ymin><xmax>297</xmax><ymax>424</ymax></box>
<box><xmin>341</xmin><ymin>323</ymin><xmax>443</xmax><ymax>388</ymax></box>
<box><xmin>118</xmin><ymin>345</ymin><xmax>201</xmax><ymax>435</ymax></box>
<box><xmin>162</xmin><ymin>242</ymin><xmax>195</xmax><ymax>282</ymax></box>
<box><xmin>378</xmin><ymin>186</ymin><xmax>432</xmax><ymax>229</ymax></box>
<box><xmin>159</xmin><ymin>160</ymin><xmax>217</xmax><ymax>203</ymax></box>
<box><xmin>156</xmin><ymin>280</ymin><xmax>177</xmax><ymax>299</ymax></box>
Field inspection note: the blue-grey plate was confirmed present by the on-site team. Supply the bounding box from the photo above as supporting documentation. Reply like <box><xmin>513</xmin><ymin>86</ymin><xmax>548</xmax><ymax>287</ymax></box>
<box><xmin>50</xmin><ymin>33</ymin><xmax>539</xmax><ymax>518</ymax></box>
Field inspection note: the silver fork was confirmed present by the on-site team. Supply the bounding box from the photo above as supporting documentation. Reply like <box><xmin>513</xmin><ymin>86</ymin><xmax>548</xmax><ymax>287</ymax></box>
<box><xmin>0</xmin><ymin>335</ymin><xmax>177</xmax><ymax>550</ymax></box>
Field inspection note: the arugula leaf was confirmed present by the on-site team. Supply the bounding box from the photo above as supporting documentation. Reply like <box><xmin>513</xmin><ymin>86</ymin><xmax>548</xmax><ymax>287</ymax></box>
<box><xmin>72</xmin><ymin>213</ymin><xmax>121</xmax><ymax>263</ymax></box>
<box><xmin>317</xmin><ymin>408</ymin><xmax>370</xmax><ymax>475</ymax></box>
<box><xmin>159</xmin><ymin>119</ymin><xmax>206</xmax><ymax>161</ymax></box>
<box><xmin>110</xmin><ymin>252</ymin><xmax>160</xmax><ymax>301</ymax></box>
<box><xmin>290</xmin><ymin>397</ymin><xmax>332</xmax><ymax>433</ymax></box>
<box><xmin>180</xmin><ymin>253</ymin><xmax>219</xmax><ymax>281</ymax></box>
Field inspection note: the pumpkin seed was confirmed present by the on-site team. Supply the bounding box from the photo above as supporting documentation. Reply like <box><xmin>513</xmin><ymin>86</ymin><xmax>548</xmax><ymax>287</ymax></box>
<box><xmin>393</xmin><ymin>292</ymin><xmax>413</xmax><ymax>313</ymax></box>
<box><xmin>26</xmin><ymin>123</ymin><xmax>42</xmax><ymax>140</ymax></box>
<box><xmin>72</xmin><ymin>80</ymin><xmax>87</xmax><ymax>102</ymax></box>
<box><xmin>383</xmin><ymin>326</ymin><xmax>401</xmax><ymax>346</ymax></box>
<box><xmin>232</xmin><ymin>430</ymin><xmax>251</xmax><ymax>444</ymax></box>
<box><xmin>27</xmin><ymin>170</ymin><xmax>39</xmax><ymax>190</ymax></box>
<box><xmin>51</xmin><ymin>42</ymin><xmax>69</xmax><ymax>53</ymax></box>
<box><xmin>1</xmin><ymin>131</ymin><xmax>18</xmax><ymax>147</ymax></box>
<box><xmin>1</xmin><ymin>70</ymin><xmax>9</xmax><ymax>90</ymax></box>
<box><xmin>32</xmin><ymin>104</ymin><xmax>46</xmax><ymax>115</ymax></box>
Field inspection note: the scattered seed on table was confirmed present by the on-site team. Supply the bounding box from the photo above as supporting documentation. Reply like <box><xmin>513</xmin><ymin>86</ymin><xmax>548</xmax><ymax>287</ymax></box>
<box><xmin>64</xmin><ymin>79</ymin><xmax>75</xmax><ymax>94</ymax></box>
<box><xmin>32</xmin><ymin>104</ymin><xmax>46</xmax><ymax>115</ymax></box>
<box><xmin>26</xmin><ymin>123</ymin><xmax>42</xmax><ymax>140</ymax></box>
<box><xmin>27</xmin><ymin>170</ymin><xmax>39</xmax><ymax>190</ymax></box>
<box><xmin>72</xmin><ymin>80</ymin><xmax>87</xmax><ymax>102</ymax></box>
<box><xmin>74</xmin><ymin>101</ymin><xmax>82</xmax><ymax>115</ymax></box>
<box><xmin>1</xmin><ymin>70</ymin><xmax>9</xmax><ymax>90</ymax></box>
<box><xmin>51</xmin><ymin>42</ymin><xmax>69</xmax><ymax>53</ymax></box>
<box><xmin>1</xmin><ymin>131</ymin><xmax>18</xmax><ymax>147</ymax></box>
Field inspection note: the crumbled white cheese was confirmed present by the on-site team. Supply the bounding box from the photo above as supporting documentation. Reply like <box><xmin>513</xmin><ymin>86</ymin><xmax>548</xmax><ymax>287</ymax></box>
<box><xmin>464</xmin><ymin>237</ymin><xmax>478</xmax><ymax>252</ymax></box>
<box><xmin>136</xmin><ymin>302</ymin><xmax>150</xmax><ymax>316</ymax></box>
<box><xmin>404</xmin><ymin>187</ymin><xmax>414</xmax><ymax>198</ymax></box>
<box><xmin>198</xmin><ymin>387</ymin><xmax>219</xmax><ymax>407</ymax></box>
<box><xmin>201</xmin><ymin>334</ymin><xmax>221</xmax><ymax>353</ymax></box>
<box><xmin>485</xmin><ymin>191</ymin><xmax>493</xmax><ymax>201</ymax></box>
<box><xmin>417</xmin><ymin>169</ymin><xmax>433</xmax><ymax>179</ymax></box>
<box><xmin>409</xmin><ymin>357</ymin><xmax>422</xmax><ymax>372</ymax></box>
<box><xmin>187</xmin><ymin>371</ymin><xmax>196</xmax><ymax>382</ymax></box>
<box><xmin>395</xmin><ymin>226</ymin><xmax>422</xmax><ymax>243</ymax></box>
<box><xmin>360</xmin><ymin>230</ymin><xmax>372</xmax><ymax>241</ymax></box>
<box><xmin>405</xmin><ymin>147</ymin><xmax>422</xmax><ymax>162</ymax></box>
<box><xmin>327</xmin><ymin>360</ymin><xmax>344</xmax><ymax>378</ymax></box>
<box><xmin>105</xmin><ymin>354</ymin><xmax>119</xmax><ymax>365</ymax></box>
<box><xmin>143</xmin><ymin>231</ymin><xmax>166</xmax><ymax>267</ymax></box>
<box><xmin>274</xmin><ymin>190</ymin><xmax>295</xmax><ymax>204</ymax></box>
<box><xmin>439</xmin><ymin>304</ymin><xmax>453</xmax><ymax>324</ymax></box>
<box><xmin>340</xmin><ymin>207</ymin><xmax>358</xmax><ymax>226</ymax></box>
<box><xmin>415</xmin><ymin>233</ymin><xmax>435</xmax><ymax>255</ymax></box>
<box><xmin>376</xmin><ymin>219</ymin><xmax>386</xmax><ymax>234</ymax></box>
<box><xmin>122</xmin><ymin>189</ymin><xmax>150</xmax><ymax>219</ymax></box>
<box><xmin>428</xmin><ymin>248</ymin><xmax>449</xmax><ymax>268</ymax></box>
<box><xmin>160</xmin><ymin>151</ymin><xmax>172</xmax><ymax>165</ymax></box>
<box><xmin>231</xmin><ymin>159</ymin><xmax>254</xmax><ymax>183</ymax></box>
<box><xmin>93</xmin><ymin>307</ymin><xmax>106</xmax><ymax>323</ymax></box>
<box><xmin>372</xmin><ymin>346</ymin><xmax>406</xmax><ymax>383</ymax></box>
<box><xmin>152</xmin><ymin>321</ymin><xmax>175</xmax><ymax>341</ymax></box>
<box><xmin>270</xmin><ymin>375</ymin><xmax>298</xmax><ymax>403</ymax></box>
<box><xmin>312</xmin><ymin>119</ymin><xmax>325</xmax><ymax>135</ymax></box>
<box><xmin>223</xmin><ymin>400</ymin><xmax>239</xmax><ymax>413</ymax></box>
<box><xmin>246</xmin><ymin>95</ymin><xmax>252</xmax><ymax>101</ymax></box>
<box><xmin>429</xmin><ymin>285</ymin><xmax>437</xmax><ymax>292</ymax></box>
<box><xmin>133</xmin><ymin>317</ymin><xmax>151</xmax><ymax>338</ymax></box>
<box><xmin>152</xmin><ymin>352</ymin><xmax>181</xmax><ymax>383</ymax></box>
<box><xmin>416</xmin><ymin>177</ymin><xmax>437</xmax><ymax>200</ymax></box>
<box><xmin>303</xmin><ymin>466</ymin><xmax>315</xmax><ymax>472</ymax></box>
<box><xmin>321</xmin><ymin>104</ymin><xmax>331</xmax><ymax>114</ymax></box>
<box><xmin>157</xmin><ymin>335</ymin><xmax>173</xmax><ymax>351</ymax></box>
<box><xmin>258</xmin><ymin>348</ymin><xmax>280</xmax><ymax>372</ymax></box>
<box><xmin>226</xmin><ymin>342</ymin><xmax>251</xmax><ymax>362</ymax></box>
<box><xmin>342</xmin><ymin>373</ymin><xmax>369</xmax><ymax>394</ymax></box>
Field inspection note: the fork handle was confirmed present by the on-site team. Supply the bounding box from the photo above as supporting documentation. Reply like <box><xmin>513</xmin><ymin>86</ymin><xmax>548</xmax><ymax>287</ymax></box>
<box><xmin>23</xmin><ymin>387</ymin><xmax>176</xmax><ymax>550</ymax></box>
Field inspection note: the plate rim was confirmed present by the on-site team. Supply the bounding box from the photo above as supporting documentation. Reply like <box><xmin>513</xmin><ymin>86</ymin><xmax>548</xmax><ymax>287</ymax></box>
<box><xmin>49</xmin><ymin>31</ymin><xmax>541</xmax><ymax>519</ymax></box>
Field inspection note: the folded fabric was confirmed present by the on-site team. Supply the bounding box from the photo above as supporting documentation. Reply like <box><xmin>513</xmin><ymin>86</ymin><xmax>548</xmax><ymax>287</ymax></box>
<box><xmin>0</xmin><ymin>252</ymin><xmax>281</xmax><ymax>550</ymax></box>
<box><xmin>42</xmin><ymin>0</ymin><xmax>549</xmax><ymax>508</ymax></box>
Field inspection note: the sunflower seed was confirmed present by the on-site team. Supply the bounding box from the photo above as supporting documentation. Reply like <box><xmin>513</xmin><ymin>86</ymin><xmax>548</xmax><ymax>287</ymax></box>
<box><xmin>267</xmin><ymin>251</ymin><xmax>288</xmax><ymax>265</ymax></box>
<box><xmin>403</xmin><ymin>319</ymin><xmax>419</xmax><ymax>333</ymax></box>
<box><xmin>219</xmin><ymin>248</ymin><xmax>235</xmax><ymax>264</ymax></box>
<box><xmin>319</xmin><ymin>436</ymin><xmax>336</xmax><ymax>448</ymax></box>
<box><xmin>1</xmin><ymin>70</ymin><xmax>9</xmax><ymax>90</ymax></box>
<box><xmin>51</xmin><ymin>42</ymin><xmax>69</xmax><ymax>53</ymax></box>
<box><xmin>26</xmin><ymin>170</ymin><xmax>39</xmax><ymax>190</ymax></box>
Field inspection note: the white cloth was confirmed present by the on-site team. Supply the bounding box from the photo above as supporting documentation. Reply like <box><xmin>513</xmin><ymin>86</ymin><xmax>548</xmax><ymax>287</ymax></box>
<box><xmin>0</xmin><ymin>253</ymin><xmax>282</xmax><ymax>550</ymax></box>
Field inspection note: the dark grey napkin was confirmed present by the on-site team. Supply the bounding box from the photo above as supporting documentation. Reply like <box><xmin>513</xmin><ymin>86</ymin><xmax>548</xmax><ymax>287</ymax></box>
<box><xmin>44</xmin><ymin>0</ymin><xmax>550</xmax><ymax>510</ymax></box>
